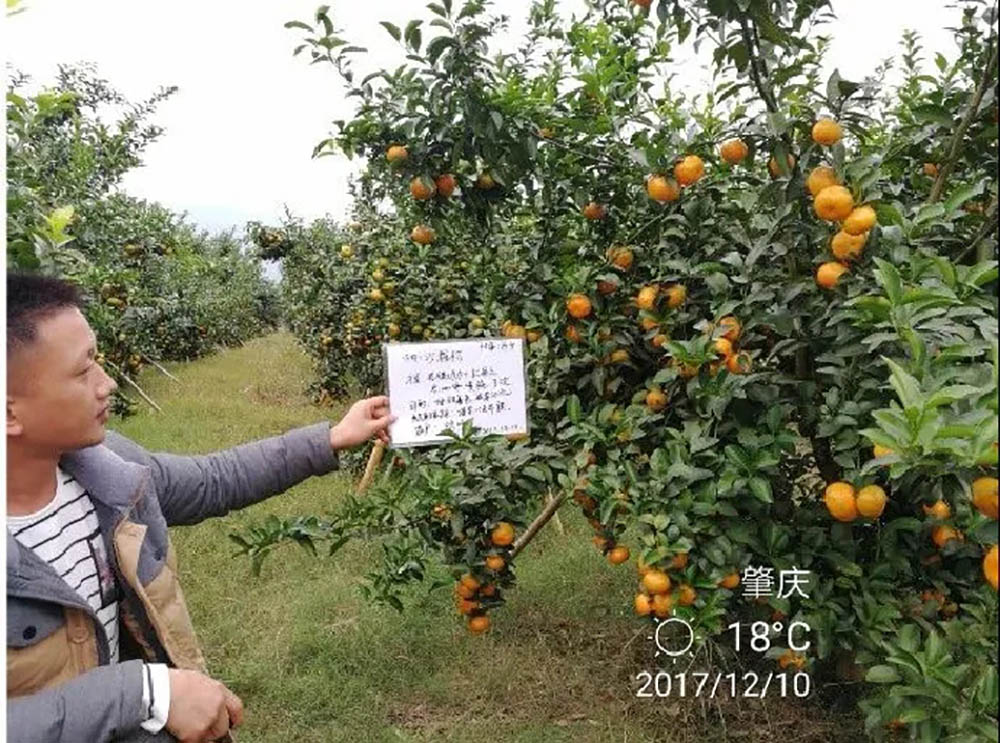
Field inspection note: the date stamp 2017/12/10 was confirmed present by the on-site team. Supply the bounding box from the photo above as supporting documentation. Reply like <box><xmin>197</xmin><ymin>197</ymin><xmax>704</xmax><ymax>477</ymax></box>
<box><xmin>635</xmin><ymin>615</ymin><xmax>813</xmax><ymax>699</ymax></box>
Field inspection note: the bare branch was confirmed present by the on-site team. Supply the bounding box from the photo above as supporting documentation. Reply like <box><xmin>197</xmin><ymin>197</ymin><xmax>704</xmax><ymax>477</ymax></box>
<box><xmin>930</xmin><ymin>39</ymin><xmax>998</xmax><ymax>203</ymax></box>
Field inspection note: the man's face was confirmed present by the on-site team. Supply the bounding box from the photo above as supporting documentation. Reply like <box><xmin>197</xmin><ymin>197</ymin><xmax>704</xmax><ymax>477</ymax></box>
<box><xmin>7</xmin><ymin>307</ymin><xmax>118</xmax><ymax>453</ymax></box>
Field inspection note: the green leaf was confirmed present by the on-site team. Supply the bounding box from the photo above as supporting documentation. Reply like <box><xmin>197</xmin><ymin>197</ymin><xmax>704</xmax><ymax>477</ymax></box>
<box><xmin>749</xmin><ymin>477</ymin><xmax>773</xmax><ymax>503</ymax></box>
<box><xmin>284</xmin><ymin>20</ymin><xmax>313</xmax><ymax>31</ymax></box>
<box><xmin>885</xmin><ymin>358</ymin><xmax>922</xmax><ymax>411</ymax></box>
<box><xmin>873</xmin><ymin>258</ymin><xmax>903</xmax><ymax>305</ymax></box>
<box><xmin>913</xmin><ymin>203</ymin><xmax>946</xmax><ymax>226</ymax></box>
<box><xmin>944</xmin><ymin>181</ymin><xmax>985</xmax><ymax>214</ymax></box>
<box><xmin>380</xmin><ymin>21</ymin><xmax>401</xmax><ymax>41</ymax></box>
<box><xmin>911</xmin><ymin>103</ymin><xmax>953</xmax><ymax>127</ymax></box>
<box><xmin>865</xmin><ymin>665</ymin><xmax>901</xmax><ymax>683</ymax></box>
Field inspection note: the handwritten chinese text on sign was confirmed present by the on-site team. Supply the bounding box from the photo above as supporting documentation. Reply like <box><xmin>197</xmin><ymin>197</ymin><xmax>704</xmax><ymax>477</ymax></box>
<box><xmin>384</xmin><ymin>338</ymin><xmax>528</xmax><ymax>447</ymax></box>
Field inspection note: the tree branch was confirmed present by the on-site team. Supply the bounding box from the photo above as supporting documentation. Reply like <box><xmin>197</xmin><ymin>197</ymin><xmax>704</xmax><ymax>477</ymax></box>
<box><xmin>929</xmin><ymin>39</ymin><xmax>998</xmax><ymax>203</ymax></box>
<box><xmin>957</xmin><ymin>195</ymin><xmax>999</xmax><ymax>264</ymax></box>
<box><xmin>511</xmin><ymin>491</ymin><xmax>566</xmax><ymax>558</ymax></box>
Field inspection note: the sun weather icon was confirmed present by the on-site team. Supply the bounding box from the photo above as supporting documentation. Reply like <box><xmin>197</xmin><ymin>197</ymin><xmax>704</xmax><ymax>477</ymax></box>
<box><xmin>647</xmin><ymin>617</ymin><xmax>697</xmax><ymax>662</ymax></box>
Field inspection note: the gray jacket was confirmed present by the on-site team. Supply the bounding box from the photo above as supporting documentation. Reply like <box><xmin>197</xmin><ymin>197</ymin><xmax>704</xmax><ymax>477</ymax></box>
<box><xmin>7</xmin><ymin>422</ymin><xmax>339</xmax><ymax>742</ymax></box>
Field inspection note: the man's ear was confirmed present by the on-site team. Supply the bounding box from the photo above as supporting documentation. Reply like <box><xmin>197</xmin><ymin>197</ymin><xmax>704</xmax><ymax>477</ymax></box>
<box><xmin>7</xmin><ymin>397</ymin><xmax>24</xmax><ymax>438</ymax></box>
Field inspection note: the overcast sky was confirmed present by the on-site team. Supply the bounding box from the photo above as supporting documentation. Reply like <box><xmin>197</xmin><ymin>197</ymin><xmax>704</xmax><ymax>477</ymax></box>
<box><xmin>5</xmin><ymin>1</ymin><xmax>961</xmax><ymax>236</ymax></box>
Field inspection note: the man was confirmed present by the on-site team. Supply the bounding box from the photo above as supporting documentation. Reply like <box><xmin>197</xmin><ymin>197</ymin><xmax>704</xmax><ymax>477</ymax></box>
<box><xmin>6</xmin><ymin>272</ymin><xmax>395</xmax><ymax>742</ymax></box>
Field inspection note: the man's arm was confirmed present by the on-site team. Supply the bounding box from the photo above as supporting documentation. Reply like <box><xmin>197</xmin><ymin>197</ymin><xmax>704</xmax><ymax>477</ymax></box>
<box><xmin>6</xmin><ymin>660</ymin><xmax>149</xmax><ymax>743</ymax></box>
<box><xmin>105</xmin><ymin>422</ymin><xmax>339</xmax><ymax>526</ymax></box>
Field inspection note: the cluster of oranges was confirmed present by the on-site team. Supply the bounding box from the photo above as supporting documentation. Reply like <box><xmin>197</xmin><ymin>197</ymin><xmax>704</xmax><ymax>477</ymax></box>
<box><xmin>823</xmin><ymin>481</ymin><xmax>888</xmax><ymax>522</ymax></box>
<box><xmin>825</xmin><ymin>470</ymin><xmax>998</xmax><ymax>591</ymax></box>
<box><xmin>453</xmin><ymin>521</ymin><xmax>517</xmax><ymax>634</ymax></box>
<box><xmin>573</xmin><ymin>479</ymin><xmax>632</xmax><ymax>564</ymax></box>
<box><xmin>383</xmin><ymin>143</ymin><xmax>473</xmax><ymax>247</ymax></box>
<box><xmin>644</xmin><ymin>154</ymin><xmax>705</xmax><ymax>205</ymax></box>
<box><xmin>798</xmin><ymin>118</ymin><xmax>880</xmax><ymax>290</ymax></box>
<box><xmin>631</xmin><ymin>554</ymin><xmax>740</xmax><ymax>619</ymax></box>
<box><xmin>705</xmin><ymin>315</ymin><xmax>752</xmax><ymax>376</ymax></box>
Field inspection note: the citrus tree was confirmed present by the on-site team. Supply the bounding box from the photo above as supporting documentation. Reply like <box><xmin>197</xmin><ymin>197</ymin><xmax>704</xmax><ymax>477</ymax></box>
<box><xmin>240</xmin><ymin>1</ymin><xmax>998</xmax><ymax>738</ymax></box>
<box><xmin>7</xmin><ymin>65</ymin><xmax>279</xmax><ymax>413</ymax></box>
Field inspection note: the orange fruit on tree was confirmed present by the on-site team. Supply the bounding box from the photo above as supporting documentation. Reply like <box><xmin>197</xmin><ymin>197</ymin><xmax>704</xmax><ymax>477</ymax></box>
<box><xmin>566</xmin><ymin>293</ymin><xmax>593</xmax><ymax>319</ymax></box>
<box><xmin>467</xmin><ymin>614</ymin><xmax>491</xmax><ymax>634</ymax></box>
<box><xmin>642</xmin><ymin>570</ymin><xmax>672</xmax><ymax>595</ymax></box>
<box><xmin>610</xmin><ymin>349</ymin><xmax>630</xmax><ymax>364</ymax></box>
<box><xmin>634</xmin><ymin>593</ymin><xmax>653</xmax><ymax>616</ymax></box>
<box><xmin>460</xmin><ymin>574</ymin><xmax>481</xmax><ymax>592</ymax></box>
<box><xmin>526</xmin><ymin>329</ymin><xmax>543</xmax><ymax>343</ymax></box>
<box><xmin>479</xmin><ymin>583</ymin><xmax>497</xmax><ymax>597</ymax></box>
<box><xmin>646</xmin><ymin>175</ymin><xmax>680</xmax><ymax>203</ymax></box>
<box><xmin>410</xmin><ymin>176</ymin><xmax>436</xmax><ymax>200</ymax></box>
<box><xmin>592</xmin><ymin>535</ymin><xmax>609</xmax><ymax>551</ymax></box>
<box><xmin>972</xmin><ymin>477</ymin><xmax>999</xmax><ymax>519</ymax></box>
<box><xmin>778</xmin><ymin>650</ymin><xmax>807</xmax><ymax>670</ymax></box>
<box><xmin>664</xmin><ymin>284</ymin><xmax>687</xmax><ymax>308</ymax></box>
<box><xmin>639</xmin><ymin>316</ymin><xmax>659</xmax><ymax>332</ymax></box>
<box><xmin>814</xmin><ymin>185</ymin><xmax>854</xmax><ymax>221</ymax></box>
<box><xmin>485</xmin><ymin>555</ymin><xmax>506</xmax><ymax>572</ymax></box>
<box><xmin>677</xmin><ymin>584</ymin><xmax>697</xmax><ymax>606</ymax></box>
<box><xmin>455</xmin><ymin>581</ymin><xmax>477</xmax><ymax>600</ymax></box>
<box><xmin>856</xmin><ymin>485</ymin><xmax>888</xmax><ymax>519</ymax></box>
<box><xmin>713</xmin><ymin>337</ymin><xmax>734</xmax><ymax>358</ymax></box>
<box><xmin>669</xmin><ymin>552</ymin><xmax>689</xmax><ymax>570</ymax></box>
<box><xmin>435</xmin><ymin>173</ymin><xmax>457</xmax><ymax>197</ymax></box>
<box><xmin>830</xmin><ymin>231</ymin><xmax>867</xmax><ymax>262</ymax></box>
<box><xmin>674</xmin><ymin>155</ymin><xmax>705</xmax><ymax>186</ymax></box>
<box><xmin>719</xmin><ymin>138</ymin><xmax>749</xmax><ymax>164</ymax></box>
<box><xmin>503</xmin><ymin>323</ymin><xmax>527</xmax><ymax>340</ymax></box>
<box><xmin>651</xmin><ymin>593</ymin><xmax>674</xmax><ymax>618</ymax></box>
<box><xmin>768</xmin><ymin>153</ymin><xmax>796</xmax><ymax>178</ymax></box>
<box><xmin>565</xmin><ymin>324</ymin><xmax>582</xmax><ymax>344</ymax></box>
<box><xmin>923</xmin><ymin>162</ymin><xmax>938</xmax><ymax>177</ymax></box>
<box><xmin>806</xmin><ymin>165</ymin><xmax>840</xmax><ymax>197</ymax></box>
<box><xmin>608</xmin><ymin>545</ymin><xmax>631</xmax><ymax>565</ymax></box>
<box><xmin>597</xmin><ymin>279</ymin><xmax>618</xmax><ymax>296</ymax></box>
<box><xmin>646</xmin><ymin>388</ymin><xmax>669</xmax><ymax>412</ymax></box>
<box><xmin>717</xmin><ymin>315</ymin><xmax>741</xmax><ymax>342</ymax></box>
<box><xmin>607</xmin><ymin>245</ymin><xmax>634</xmax><ymax>270</ymax></box>
<box><xmin>582</xmin><ymin>201</ymin><xmax>607</xmax><ymax>220</ymax></box>
<box><xmin>490</xmin><ymin>522</ymin><xmax>515</xmax><ymax>547</ymax></box>
<box><xmin>411</xmin><ymin>224</ymin><xmax>436</xmax><ymax>244</ymax></box>
<box><xmin>457</xmin><ymin>598</ymin><xmax>480</xmax><ymax>615</ymax></box>
<box><xmin>816</xmin><ymin>261</ymin><xmax>848</xmax><ymax>289</ymax></box>
<box><xmin>811</xmin><ymin>117</ymin><xmax>843</xmax><ymax>146</ymax></box>
<box><xmin>651</xmin><ymin>333</ymin><xmax>669</xmax><ymax>348</ymax></box>
<box><xmin>824</xmin><ymin>481</ymin><xmax>858</xmax><ymax>522</ymax></box>
<box><xmin>386</xmin><ymin>144</ymin><xmax>408</xmax><ymax>163</ymax></box>
<box><xmin>984</xmin><ymin>545</ymin><xmax>999</xmax><ymax>590</ymax></box>
<box><xmin>636</xmin><ymin>285</ymin><xmax>659</xmax><ymax>310</ymax></box>
<box><xmin>923</xmin><ymin>500</ymin><xmax>952</xmax><ymax>520</ymax></box>
<box><xmin>931</xmin><ymin>525</ymin><xmax>962</xmax><ymax>548</ymax></box>
<box><xmin>843</xmin><ymin>205</ymin><xmax>877</xmax><ymax>235</ymax></box>
<box><xmin>632</xmin><ymin>0</ymin><xmax>652</xmax><ymax>6</ymax></box>
<box><xmin>872</xmin><ymin>444</ymin><xmax>894</xmax><ymax>459</ymax></box>
<box><xmin>718</xmin><ymin>572</ymin><xmax>740</xmax><ymax>589</ymax></box>
<box><xmin>726</xmin><ymin>352</ymin><xmax>752</xmax><ymax>374</ymax></box>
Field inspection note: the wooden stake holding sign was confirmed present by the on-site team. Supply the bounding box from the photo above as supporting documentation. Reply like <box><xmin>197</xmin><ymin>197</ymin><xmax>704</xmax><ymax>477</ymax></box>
<box><xmin>355</xmin><ymin>338</ymin><xmax>562</xmax><ymax>551</ymax></box>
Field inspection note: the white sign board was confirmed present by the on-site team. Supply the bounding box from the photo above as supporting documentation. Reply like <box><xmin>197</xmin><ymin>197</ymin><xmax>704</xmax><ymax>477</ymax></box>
<box><xmin>383</xmin><ymin>338</ymin><xmax>529</xmax><ymax>447</ymax></box>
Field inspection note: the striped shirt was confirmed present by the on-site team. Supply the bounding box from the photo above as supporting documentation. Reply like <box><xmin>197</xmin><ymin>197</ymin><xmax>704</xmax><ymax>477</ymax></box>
<box><xmin>8</xmin><ymin>468</ymin><xmax>120</xmax><ymax>663</ymax></box>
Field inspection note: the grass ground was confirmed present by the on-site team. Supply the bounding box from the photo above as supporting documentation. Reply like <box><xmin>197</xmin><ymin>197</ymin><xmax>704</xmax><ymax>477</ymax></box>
<box><xmin>115</xmin><ymin>332</ymin><xmax>863</xmax><ymax>742</ymax></box>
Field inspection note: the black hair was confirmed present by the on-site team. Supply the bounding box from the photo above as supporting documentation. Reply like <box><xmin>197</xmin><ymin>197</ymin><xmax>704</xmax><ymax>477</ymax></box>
<box><xmin>7</xmin><ymin>272</ymin><xmax>84</xmax><ymax>357</ymax></box>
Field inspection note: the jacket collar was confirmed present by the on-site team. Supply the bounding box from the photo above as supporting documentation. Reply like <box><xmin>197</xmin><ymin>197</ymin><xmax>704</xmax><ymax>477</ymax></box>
<box><xmin>7</xmin><ymin>439</ymin><xmax>149</xmax><ymax>589</ymax></box>
<box><xmin>59</xmin><ymin>438</ymin><xmax>149</xmax><ymax>512</ymax></box>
